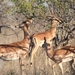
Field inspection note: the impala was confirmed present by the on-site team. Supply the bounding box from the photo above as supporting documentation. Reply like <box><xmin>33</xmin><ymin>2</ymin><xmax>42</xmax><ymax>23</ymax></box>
<box><xmin>30</xmin><ymin>15</ymin><xmax>63</xmax><ymax>64</ymax></box>
<box><xmin>0</xmin><ymin>18</ymin><xmax>32</xmax><ymax>75</ymax></box>
<box><xmin>16</xmin><ymin>18</ymin><xmax>33</xmax><ymax>36</ymax></box>
<box><xmin>45</xmin><ymin>41</ymin><xmax>75</xmax><ymax>75</ymax></box>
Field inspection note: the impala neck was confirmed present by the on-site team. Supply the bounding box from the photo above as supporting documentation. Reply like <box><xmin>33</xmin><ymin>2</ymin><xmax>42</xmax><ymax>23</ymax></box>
<box><xmin>49</xmin><ymin>27</ymin><xmax>56</xmax><ymax>35</ymax></box>
<box><xmin>49</xmin><ymin>21</ymin><xmax>59</xmax><ymax>38</ymax></box>
<box><xmin>23</xmin><ymin>35</ymin><xmax>30</xmax><ymax>45</ymax></box>
<box><xmin>47</xmin><ymin>49</ymin><xmax>54</xmax><ymax>58</ymax></box>
<box><xmin>23</xmin><ymin>24</ymin><xmax>30</xmax><ymax>38</ymax></box>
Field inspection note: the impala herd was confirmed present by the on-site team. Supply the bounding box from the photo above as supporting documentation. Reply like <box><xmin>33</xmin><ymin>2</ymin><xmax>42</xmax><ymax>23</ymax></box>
<box><xmin>0</xmin><ymin>15</ymin><xmax>75</xmax><ymax>75</ymax></box>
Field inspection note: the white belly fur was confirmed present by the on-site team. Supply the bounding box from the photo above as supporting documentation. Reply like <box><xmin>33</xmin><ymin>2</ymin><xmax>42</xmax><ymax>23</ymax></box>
<box><xmin>62</xmin><ymin>53</ymin><xmax>74</xmax><ymax>62</ymax></box>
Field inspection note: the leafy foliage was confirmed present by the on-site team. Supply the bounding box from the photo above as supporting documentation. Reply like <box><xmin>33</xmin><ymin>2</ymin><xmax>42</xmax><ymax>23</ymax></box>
<box><xmin>10</xmin><ymin>0</ymin><xmax>50</xmax><ymax>18</ymax></box>
<box><xmin>10</xmin><ymin>0</ymin><xmax>75</xmax><ymax>20</ymax></box>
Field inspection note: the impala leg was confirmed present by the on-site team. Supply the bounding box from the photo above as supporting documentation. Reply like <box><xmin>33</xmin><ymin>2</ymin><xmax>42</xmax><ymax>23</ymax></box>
<box><xmin>52</xmin><ymin>63</ymin><xmax>58</xmax><ymax>75</ymax></box>
<box><xmin>52</xmin><ymin>63</ymin><xmax>62</xmax><ymax>75</ymax></box>
<box><xmin>21</xmin><ymin>58</ymin><xmax>25</xmax><ymax>70</ymax></box>
<box><xmin>19</xmin><ymin>58</ymin><xmax>22</xmax><ymax>75</ymax></box>
<box><xmin>59</xmin><ymin>63</ymin><xmax>63</xmax><ymax>75</ymax></box>
<box><xmin>19</xmin><ymin>56</ymin><xmax>25</xmax><ymax>75</ymax></box>
<box><xmin>30</xmin><ymin>45</ymin><xmax>39</xmax><ymax>65</ymax></box>
<box><xmin>72</xmin><ymin>58</ymin><xmax>75</xmax><ymax>70</ymax></box>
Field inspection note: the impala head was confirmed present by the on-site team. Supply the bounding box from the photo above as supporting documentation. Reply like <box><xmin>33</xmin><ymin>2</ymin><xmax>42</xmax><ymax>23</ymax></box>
<box><xmin>15</xmin><ymin>18</ymin><xmax>33</xmax><ymax>28</ymax></box>
<box><xmin>47</xmin><ymin>15</ymin><xmax>63</xmax><ymax>27</ymax></box>
<box><xmin>20</xmin><ymin>18</ymin><xmax>33</xmax><ymax>27</ymax></box>
<box><xmin>51</xmin><ymin>16</ymin><xmax>63</xmax><ymax>25</ymax></box>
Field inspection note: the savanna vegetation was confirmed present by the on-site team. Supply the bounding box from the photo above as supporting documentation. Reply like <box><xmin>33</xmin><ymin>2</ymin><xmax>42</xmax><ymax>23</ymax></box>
<box><xmin>0</xmin><ymin>0</ymin><xmax>75</xmax><ymax>75</ymax></box>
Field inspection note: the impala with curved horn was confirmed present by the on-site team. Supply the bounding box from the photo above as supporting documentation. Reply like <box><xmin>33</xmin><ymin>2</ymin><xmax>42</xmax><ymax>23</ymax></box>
<box><xmin>30</xmin><ymin>15</ymin><xmax>63</xmax><ymax>65</ymax></box>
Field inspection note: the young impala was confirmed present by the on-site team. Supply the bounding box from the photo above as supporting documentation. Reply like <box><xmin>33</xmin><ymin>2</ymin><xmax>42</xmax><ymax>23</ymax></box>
<box><xmin>30</xmin><ymin>15</ymin><xmax>63</xmax><ymax>64</ymax></box>
<box><xmin>45</xmin><ymin>39</ymin><xmax>75</xmax><ymax>75</ymax></box>
<box><xmin>0</xmin><ymin>18</ymin><xmax>32</xmax><ymax>75</ymax></box>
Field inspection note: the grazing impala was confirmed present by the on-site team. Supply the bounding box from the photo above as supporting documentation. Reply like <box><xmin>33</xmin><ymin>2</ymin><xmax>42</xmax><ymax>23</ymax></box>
<box><xmin>45</xmin><ymin>40</ymin><xmax>75</xmax><ymax>75</ymax></box>
<box><xmin>0</xmin><ymin>18</ymin><xmax>32</xmax><ymax>75</ymax></box>
<box><xmin>30</xmin><ymin>15</ymin><xmax>63</xmax><ymax>64</ymax></box>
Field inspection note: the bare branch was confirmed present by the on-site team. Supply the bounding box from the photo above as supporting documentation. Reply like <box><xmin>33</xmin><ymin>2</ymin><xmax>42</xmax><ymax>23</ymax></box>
<box><xmin>0</xmin><ymin>25</ymin><xmax>18</xmax><ymax>37</ymax></box>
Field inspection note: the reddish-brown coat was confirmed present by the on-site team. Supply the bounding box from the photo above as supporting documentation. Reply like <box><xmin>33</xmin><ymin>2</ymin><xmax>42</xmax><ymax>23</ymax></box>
<box><xmin>30</xmin><ymin>16</ymin><xmax>62</xmax><ymax>64</ymax></box>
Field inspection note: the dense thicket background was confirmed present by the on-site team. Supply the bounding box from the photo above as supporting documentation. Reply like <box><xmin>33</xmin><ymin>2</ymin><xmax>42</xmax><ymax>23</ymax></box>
<box><xmin>0</xmin><ymin>0</ymin><xmax>75</xmax><ymax>75</ymax></box>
